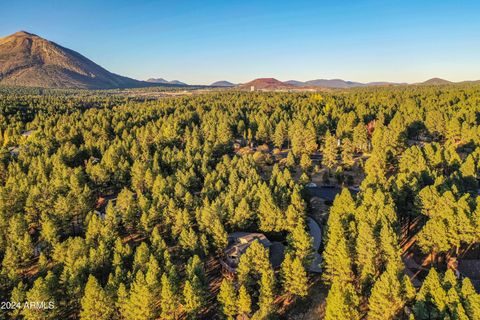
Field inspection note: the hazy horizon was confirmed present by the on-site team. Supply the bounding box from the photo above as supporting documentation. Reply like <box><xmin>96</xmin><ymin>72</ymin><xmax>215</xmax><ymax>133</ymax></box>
<box><xmin>2</xmin><ymin>0</ymin><xmax>480</xmax><ymax>85</ymax></box>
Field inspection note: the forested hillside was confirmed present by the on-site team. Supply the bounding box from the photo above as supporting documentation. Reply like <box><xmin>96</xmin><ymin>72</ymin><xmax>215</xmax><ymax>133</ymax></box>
<box><xmin>0</xmin><ymin>85</ymin><xmax>479</xmax><ymax>319</ymax></box>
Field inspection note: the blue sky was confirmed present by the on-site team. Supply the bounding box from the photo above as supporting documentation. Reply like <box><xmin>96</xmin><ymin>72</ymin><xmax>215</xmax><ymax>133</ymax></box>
<box><xmin>2</xmin><ymin>0</ymin><xmax>480</xmax><ymax>84</ymax></box>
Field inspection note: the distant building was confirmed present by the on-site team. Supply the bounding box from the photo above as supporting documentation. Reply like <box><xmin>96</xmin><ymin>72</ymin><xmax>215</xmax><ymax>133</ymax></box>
<box><xmin>250</xmin><ymin>86</ymin><xmax>255</xmax><ymax>92</ymax></box>
<box><xmin>21</xmin><ymin>129</ymin><xmax>36</xmax><ymax>138</ymax></box>
<box><xmin>220</xmin><ymin>232</ymin><xmax>284</xmax><ymax>274</ymax></box>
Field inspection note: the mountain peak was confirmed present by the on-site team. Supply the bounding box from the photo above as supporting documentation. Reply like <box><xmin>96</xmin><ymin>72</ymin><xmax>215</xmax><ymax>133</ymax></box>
<box><xmin>146</xmin><ymin>78</ymin><xmax>188</xmax><ymax>86</ymax></box>
<box><xmin>241</xmin><ymin>78</ymin><xmax>295</xmax><ymax>90</ymax></box>
<box><xmin>0</xmin><ymin>31</ymin><xmax>147</xmax><ymax>89</ymax></box>
<box><xmin>211</xmin><ymin>80</ymin><xmax>235</xmax><ymax>87</ymax></box>
<box><xmin>420</xmin><ymin>78</ymin><xmax>451</xmax><ymax>85</ymax></box>
<box><xmin>13</xmin><ymin>31</ymin><xmax>37</xmax><ymax>37</ymax></box>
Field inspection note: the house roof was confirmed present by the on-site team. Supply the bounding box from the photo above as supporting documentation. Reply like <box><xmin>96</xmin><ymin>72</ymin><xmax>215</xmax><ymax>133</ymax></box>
<box><xmin>224</xmin><ymin>232</ymin><xmax>285</xmax><ymax>269</ymax></box>
<box><xmin>305</xmin><ymin>186</ymin><xmax>342</xmax><ymax>203</ymax></box>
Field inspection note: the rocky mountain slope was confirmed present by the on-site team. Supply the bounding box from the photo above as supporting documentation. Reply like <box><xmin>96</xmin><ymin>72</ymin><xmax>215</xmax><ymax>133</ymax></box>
<box><xmin>0</xmin><ymin>31</ymin><xmax>148</xmax><ymax>89</ymax></box>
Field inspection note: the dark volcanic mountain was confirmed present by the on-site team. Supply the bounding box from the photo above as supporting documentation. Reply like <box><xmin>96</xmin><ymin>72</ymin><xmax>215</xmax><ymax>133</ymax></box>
<box><xmin>147</xmin><ymin>78</ymin><xmax>187</xmax><ymax>85</ymax></box>
<box><xmin>284</xmin><ymin>80</ymin><xmax>305</xmax><ymax>86</ymax></box>
<box><xmin>147</xmin><ymin>77</ymin><xmax>169</xmax><ymax>84</ymax></box>
<box><xmin>210</xmin><ymin>80</ymin><xmax>235</xmax><ymax>87</ymax></box>
<box><xmin>169</xmin><ymin>80</ymin><xmax>187</xmax><ymax>85</ymax></box>
<box><xmin>0</xmin><ymin>31</ymin><xmax>148</xmax><ymax>89</ymax></box>
<box><xmin>241</xmin><ymin>78</ymin><xmax>295</xmax><ymax>90</ymax></box>
<box><xmin>419</xmin><ymin>78</ymin><xmax>452</xmax><ymax>85</ymax></box>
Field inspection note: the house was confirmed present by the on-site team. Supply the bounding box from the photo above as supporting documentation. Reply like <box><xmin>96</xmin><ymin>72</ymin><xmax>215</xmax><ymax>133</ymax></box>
<box><xmin>221</xmin><ymin>232</ymin><xmax>285</xmax><ymax>274</ymax></box>
<box><xmin>306</xmin><ymin>186</ymin><xmax>342</xmax><ymax>204</ymax></box>
<box><xmin>21</xmin><ymin>129</ymin><xmax>36</xmax><ymax>138</ymax></box>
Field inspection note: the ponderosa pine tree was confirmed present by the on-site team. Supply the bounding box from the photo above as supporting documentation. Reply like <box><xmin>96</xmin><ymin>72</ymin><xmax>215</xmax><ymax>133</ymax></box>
<box><xmin>123</xmin><ymin>271</ymin><xmax>157</xmax><ymax>320</ymax></box>
<box><xmin>352</xmin><ymin>123</ymin><xmax>369</xmax><ymax>153</ymax></box>
<box><xmin>257</xmin><ymin>269</ymin><xmax>276</xmax><ymax>318</ymax></box>
<box><xmin>461</xmin><ymin>277</ymin><xmax>480</xmax><ymax>319</ymax></box>
<box><xmin>367</xmin><ymin>264</ymin><xmax>406</xmax><ymax>320</ymax></box>
<box><xmin>160</xmin><ymin>272</ymin><xmax>178</xmax><ymax>320</ymax></box>
<box><xmin>22</xmin><ymin>272</ymin><xmax>58</xmax><ymax>320</ymax></box>
<box><xmin>218</xmin><ymin>278</ymin><xmax>237</xmax><ymax>320</ymax></box>
<box><xmin>183</xmin><ymin>277</ymin><xmax>203</xmax><ymax>318</ymax></box>
<box><xmin>414</xmin><ymin>268</ymin><xmax>447</xmax><ymax>319</ymax></box>
<box><xmin>300</xmin><ymin>153</ymin><xmax>312</xmax><ymax>172</ymax></box>
<box><xmin>285</xmin><ymin>187</ymin><xmax>305</xmax><ymax>231</ymax></box>
<box><xmin>322</xmin><ymin>131</ymin><xmax>338</xmax><ymax>171</ymax></box>
<box><xmin>341</xmin><ymin>138</ymin><xmax>355</xmax><ymax>169</ymax></box>
<box><xmin>80</xmin><ymin>275</ymin><xmax>114</xmax><ymax>320</ymax></box>
<box><xmin>237</xmin><ymin>285</ymin><xmax>252</xmax><ymax>319</ymax></box>
<box><xmin>323</xmin><ymin>189</ymin><xmax>356</xmax><ymax>284</ymax></box>
<box><xmin>273</xmin><ymin>121</ymin><xmax>287</xmax><ymax>149</ymax></box>
<box><xmin>281</xmin><ymin>253</ymin><xmax>308</xmax><ymax>298</ymax></box>
<box><xmin>446</xmin><ymin>287</ymin><xmax>469</xmax><ymax>320</ymax></box>
<box><xmin>355</xmin><ymin>219</ymin><xmax>379</xmax><ymax>286</ymax></box>
<box><xmin>9</xmin><ymin>281</ymin><xmax>26</xmax><ymax>319</ymax></box>
<box><xmin>288</xmin><ymin>221</ymin><xmax>313</xmax><ymax>262</ymax></box>
<box><xmin>324</xmin><ymin>279</ymin><xmax>360</xmax><ymax>320</ymax></box>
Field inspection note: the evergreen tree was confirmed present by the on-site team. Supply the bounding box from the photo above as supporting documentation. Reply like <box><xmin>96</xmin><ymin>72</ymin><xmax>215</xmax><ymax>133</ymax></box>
<box><xmin>160</xmin><ymin>273</ymin><xmax>178</xmax><ymax>320</ymax></box>
<box><xmin>352</xmin><ymin>123</ymin><xmax>369</xmax><ymax>153</ymax></box>
<box><xmin>273</xmin><ymin>121</ymin><xmax>287</xmax><ymax>149</ymax></box>
<box><xmin>123</xmin><ymin>271</ymin><xmax>157</xmax><ymax>320</ymax></box>
<box><xmin>414</xmin><ymin>268</ymin><xmax>447</xmax><ymax>319</ymax></box>
<box><xmin>22</xmin><ymin>272</ymin><xmax>58</xmax><ymax>320</ymax></box>
<box><xmin>218</xmin><ymin>278</ymin><xmax>237</xmax><ymax>319</ymax></box>
<box><xmin>257</xmin><ymin>270</ymin><xmax>276</xmax><ymax>318</ymax></box>
<box><xmin>238</xmin><ymin>285</ymin><xmax>252</xmax><ymax>318</ymax></box>
<box><xmin>367</xmin><ymin>264</ymin><xmax>405</xmax><ymax>320</ymax></box>
<box><xmin>80</xmin><ymin>275</ymin><xmax>114</xmax><ymax>320</ymax></box>
<box><xmin>324</xmin><ymin>280</ymin><xmax>360</xmax><ymax>320</ymax></box>
<box><xmin>446</xmin><ymin>287</ymin><xmax>468</xmax><ymax>320</ymax></box>
<box><xmin>461</xmin><ymin>277</ymin><xmax>480</xmax><ymax>320</ymax></box>
<box><xmin>285</xmin><ymin>151</ymin><xmax>296</xmax><ymax>168</ymax></box>
<box><xmin>288</xmin><ymin>222</ymin><xmax>313</xmax><ymax>262</ymax></box>
<box><xmin>183</xmin><ymin>277</ymin><xmax>203</xmax><ymax>318</ymax></box>
<box><xmin>322</xmin><ymin>132</ymin><xmax>338</xmax><ymax>171</ymax></box>
<box><xmin>281</xmin><ymin>253</ymin><xmax>308</xmax><ymax>298</ymax></box>
<box><xmin>323</xmin><ymin>189</ymin><xmax>355</xmax><ymax>283</ymax></box>
<box><xmin>10</xmin><ymin>281</ymin><xmax>26</xmax><ymax>319</ymax></box>
<box><xmin>355</xmin><ymin>219</ymin><xmax>379</xmax><ymax>286</ymax></box>
<box><xmin>300</xmin><ymin>153</ymin><xmax>312</xmax><ymax>171</ymax></box>
<box><xmin>341</xmin><ymin>138</ymin><xmax>355</xmax><ymax>168</ymax></box>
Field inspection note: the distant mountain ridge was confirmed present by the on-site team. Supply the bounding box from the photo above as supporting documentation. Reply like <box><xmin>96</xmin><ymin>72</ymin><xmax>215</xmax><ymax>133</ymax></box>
<box><xmin>146</xmin><ymin>78</ymin><xmax>187</xmax><ymax>85</ymax></box>
<box><xmin>285</xmin><ymin>78</ymin><xmax>404</xmax><ymax>88</ymax></box>
<box><xmin>210</xmin><ymin>80</ymin><xmax>235</xmax><ymax>87</ymax></box>
<box><xmin>418</xmin><ymin>78</ymin><xmax>452</xmax><ymax>85</ymax></box>
<box><xmin>0</xmin><ymin>31</ymin><xmax>150</xmax><ymax>89</ymax></box>
<box><xmin>0</xmin><ymin>31</ymin><xmax>473</xmax><ymax>90</ymax></box>
<box><xmin>241</xmin><ymin>78</ymin><xmax>296</xmax><ymax>90</ymax></box>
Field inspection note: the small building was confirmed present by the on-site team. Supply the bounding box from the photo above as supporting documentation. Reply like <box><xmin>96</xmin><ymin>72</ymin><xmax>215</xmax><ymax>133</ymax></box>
<box><xmin>306</xmin><ymin>186</ymin><xmax>342</xmax><ymax>205</ymax></box>
<box><xmin>221</xmin><ymin>232</ymin><xmax>285</xmax><ymax>274</ymax></box>
<box><xmin>21</xmin><ymin>129</ymin><xmax>36</xmax><ymax>138</ymax></box>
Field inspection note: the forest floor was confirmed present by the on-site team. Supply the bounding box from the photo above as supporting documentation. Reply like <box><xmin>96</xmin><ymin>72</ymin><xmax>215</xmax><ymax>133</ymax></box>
<box><xmin>282</xmin><ymin>276</ymin><xmax>327</xmax><ymax>319</ymax></box>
